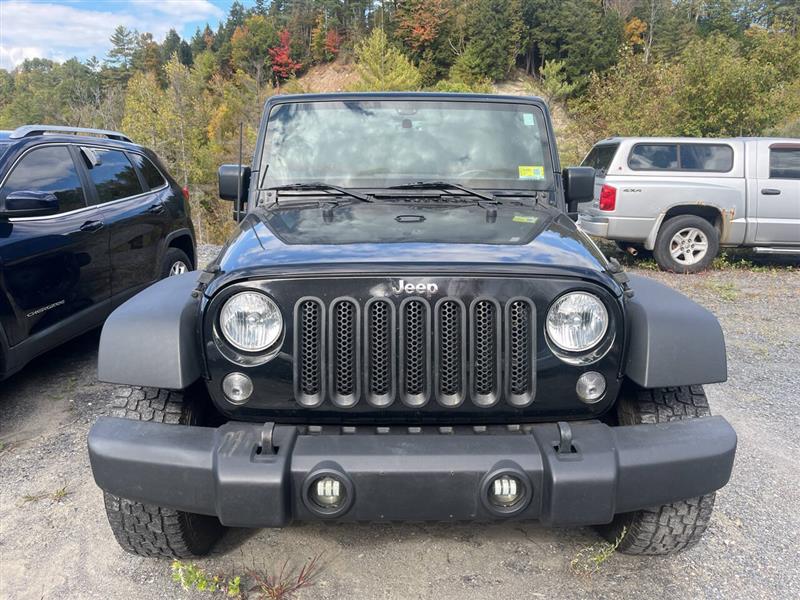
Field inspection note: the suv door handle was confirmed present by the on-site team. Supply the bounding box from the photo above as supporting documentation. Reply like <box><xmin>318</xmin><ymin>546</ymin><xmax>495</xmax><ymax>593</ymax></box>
<box><xmin>148</xmin><ymin>203</ymin><xmax>166</xmax><ymax>214</ymax></box>
<box><xmin>80</xmin><ymin>220</ymin><xmax>104</xmax><ymax>232</ymax></box>
<box><xmin>761</xmin><ymin>188</ymin><xmax>781</xmax><ymax>195</ymax></box>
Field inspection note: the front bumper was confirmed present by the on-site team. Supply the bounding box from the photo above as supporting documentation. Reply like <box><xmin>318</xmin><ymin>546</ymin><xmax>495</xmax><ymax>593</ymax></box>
<box><xmin>88</xmin><ymin>416</ymin><xmax>736</xmax><ymax>528</ymax></box>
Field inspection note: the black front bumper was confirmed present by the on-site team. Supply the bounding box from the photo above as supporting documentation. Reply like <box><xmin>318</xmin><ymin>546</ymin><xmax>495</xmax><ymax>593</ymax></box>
<box><xmin>88</xmin><ymin>417</ymin><xmax>736</xmax><ymax>528</ymax></box>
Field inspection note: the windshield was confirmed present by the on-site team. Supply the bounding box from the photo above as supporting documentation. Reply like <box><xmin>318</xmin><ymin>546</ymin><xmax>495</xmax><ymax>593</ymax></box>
<box><xmin>259</xmin><ymin>99</ymin><xmax>553</xmax><ymax>191</ymax></box>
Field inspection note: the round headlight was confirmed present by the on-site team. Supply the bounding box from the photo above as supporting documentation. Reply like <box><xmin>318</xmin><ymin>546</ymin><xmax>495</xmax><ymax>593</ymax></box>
<box><xmin>219</xmin><ymin>291</ymin><xmax>282</xmax><ymax>352</ymax></box>
<box><xmin>546</xmin><ymin>292</ymin><xmax>608</xmax><ymax>352</ymax></box>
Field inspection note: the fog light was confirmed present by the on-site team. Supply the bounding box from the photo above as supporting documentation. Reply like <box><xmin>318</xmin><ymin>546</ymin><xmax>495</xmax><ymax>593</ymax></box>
<box><xmin>576</xmin><ymin>371</ymin><xmax>606</xmax><ymax>403</ymax></box>
<box><xmin>489</xmin><ymin>474</ymin><xmax>523</xmax><ymax>508</ymax></box>
<box><xmin>222</xmin><ymin>372</ymin><xmax>253</xmax><ymax>404</ymax></box>
<box><xmin>310</xmin><ymin>476</ymin><xmax>345</xmax><ymax>509</ymax></box>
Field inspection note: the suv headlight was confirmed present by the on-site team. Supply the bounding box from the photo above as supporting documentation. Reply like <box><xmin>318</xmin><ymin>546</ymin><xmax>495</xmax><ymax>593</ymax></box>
<box><xmin>219</xmin><ymin>291</ymin><xmax>283</xmax><ymax>352</ymax></box>
<box><xmin>546</xmin><ymin>292</ymin><xmax>608</xmax><ymax>352</ymax></box>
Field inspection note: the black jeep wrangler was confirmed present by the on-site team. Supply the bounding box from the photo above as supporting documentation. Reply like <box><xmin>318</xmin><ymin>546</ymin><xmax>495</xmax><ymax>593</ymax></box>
<box><xmin>88</xmin><ymin>94</ymin><xmax>736</xmax><ymax>558</ymax></box>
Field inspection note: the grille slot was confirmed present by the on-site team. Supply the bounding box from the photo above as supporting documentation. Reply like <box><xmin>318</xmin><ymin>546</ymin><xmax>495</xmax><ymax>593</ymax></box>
<box><xmin>435</xmin><ymin>299</ymin><xmax>466</xmax><ymax>407</ymax></box>
<box><xmin>399</xmin><ymin>298</ymin><xmax>431</xmax><ymax>407</ymax></box>
<box><xmin>293</xmin><ymin>298</ymin><xmax>324</xmax><ymax>407</ymax></box>
<box><xmin>365</xmin><ymin>299</ymin><xmax>395</xmax><ymax>407</ymax></box>
<box><xmin>470</xmin><ymin>298</ymin><xmax>501</xmax><ymax>407</ymax></box>
<box><xmin>329</xmin><ymin>298</ymin><xmax>360</xmax><ymax>407</ymax></box>
<box><xmin>505</xmin><ymin>298</ymin><xmax>536</xmax><ymax>406</ymax></box>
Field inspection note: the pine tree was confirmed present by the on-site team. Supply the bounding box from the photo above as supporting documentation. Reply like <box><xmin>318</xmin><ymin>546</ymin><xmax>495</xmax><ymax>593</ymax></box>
<box><xmin>107</xmin><ymin>26</ymin><xmax>136</xmax><ymax>69</ymax></box>
<box><xmin>351</xmin><ymin>28</ymin><xmax>422</xmax><ymax>91</ymax></box>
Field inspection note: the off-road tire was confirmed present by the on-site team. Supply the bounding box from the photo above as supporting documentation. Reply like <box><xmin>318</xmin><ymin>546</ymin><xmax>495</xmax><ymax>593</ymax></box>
<box><xmin>597</xmin><ymin>385</ymin><xmax>716</xmax><ymax>555</ymax></box>
<box><xmin>160</xmin><ymin>247</ymin><xmax>193</xmax><ymax>279</ymax></box>
<box><xmin>653</xmin><ymin>215</ymin><xmax>719</xmax><ymax>274</ymax></box>
<box><xmin>103</xmin><ymin>386</ymin><xmax>224</xmax><ymax>558</ymax></box>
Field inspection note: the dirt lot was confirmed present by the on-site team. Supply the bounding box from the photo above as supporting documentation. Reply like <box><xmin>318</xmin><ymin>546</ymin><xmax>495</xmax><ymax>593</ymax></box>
<box><xmin>1</xmin><ymin>248</ymin><xmax>798</xmax><ymax>600</ymax></box>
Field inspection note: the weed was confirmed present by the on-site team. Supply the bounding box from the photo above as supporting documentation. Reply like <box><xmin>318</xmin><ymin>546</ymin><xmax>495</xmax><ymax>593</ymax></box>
<box><xmin>570</xmin><ymin>527</ymin><xmax>626</xmax><ymax>577</ymax></box>
<box><xmin>172</xmin><ymin>561</ymin><xmax>241</xmax><ymax>597</ymax></box>
<box><xmin>706</xmin><ymin>281</ymin><xmax>739</xmax><ymax>301</ymax></box>
<box><xmin>248</xmin><ymin>554</ymin><xmax>323</xmax><ymax>600</ymax></box>
<box><xmin>21</xmin><ymin>483</ymin><xmax>71</xmax><ymax>505</ymax></box>
<box><xmin>171</xmin><ymin>554</ymin><xmax>322</xmax><ymax>599</ymax></box>
<box><xmin>21</xmin><ymin>493</ymin><xmax>48</xmax><ymax>504</ymax></box>
<box><xmin>52</xmin><ymin>485</ymin><xmax>71</xmax><ymax>503</ymax></box>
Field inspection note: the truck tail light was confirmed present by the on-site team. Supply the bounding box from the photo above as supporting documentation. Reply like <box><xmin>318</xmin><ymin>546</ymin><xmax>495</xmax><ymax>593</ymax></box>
<box><xmin>182</xmin><ymin>186</ymin><xmax>190</xmax><ymax>202</ymax></box>
<box><xmin>599</xmin><ymin>184</ymin><xmax>616</xmax><ymax>211</ymax></box>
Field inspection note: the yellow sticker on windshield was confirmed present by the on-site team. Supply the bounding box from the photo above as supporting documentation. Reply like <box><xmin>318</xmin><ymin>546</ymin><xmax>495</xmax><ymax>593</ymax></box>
<box><xmin>513</xmin><ymin>215</ymin><xmax>539</xmax><ymax>224</ymax></box>
<box><xmin>519</xmin><ymin>165</ymin><xmax>545</xmax><ymax>180</ymax></box>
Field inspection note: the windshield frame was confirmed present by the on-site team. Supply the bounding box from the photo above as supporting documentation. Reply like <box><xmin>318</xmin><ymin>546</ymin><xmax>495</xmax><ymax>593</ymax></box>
<box><xmin>254</xmin><ymin>94</ymin><xmax>559</xmax><ymax>194</ymax></box>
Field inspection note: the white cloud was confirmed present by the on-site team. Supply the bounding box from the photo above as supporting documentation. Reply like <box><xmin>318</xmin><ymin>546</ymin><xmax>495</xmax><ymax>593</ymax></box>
<box><xmin>0</xmin><ymin>0</ymin><xmax>224</xmax><ymax>70</ymax></box>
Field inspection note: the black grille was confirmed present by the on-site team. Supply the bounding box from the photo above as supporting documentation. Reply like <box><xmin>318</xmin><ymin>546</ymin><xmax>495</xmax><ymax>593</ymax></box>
<box><xmin>330</xmin><ymin>299</ymin><xmax>358</xmax><ymax>406</ymax></box>
<box><xmin>436</xmin><ymin>299</ymin><xmax>465</xmax><ymax>406</ymax></box>
<box><xmin>366</xmin><ymin>300</ymin><xmax>394</xmax><ymax>406</ymax></box>
<box><xmin>471</xmin><ymin>299</ymin><xmax>500</xmax><ymax>405</ymax></box>
<box><xmin>506</xmin><ymin>299</ymin><xmax>535</xmax><ymax>406</ymax></box>
<box><xmin>401</xmin><ymin>299</ymin><xmax>430</xmax><ymax>406</ymax></box>
<box><xmin>292</xmin><ymin>295</ymin><xmax>536</xmax><ymax>409</ymax></box>
<box><xmin>294</xmin><ymin>299</ymin><xmax>324</xmax><ymax>406</ymax></box>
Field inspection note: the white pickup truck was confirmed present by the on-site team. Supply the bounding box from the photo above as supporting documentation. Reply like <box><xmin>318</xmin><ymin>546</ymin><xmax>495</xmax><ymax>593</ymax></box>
<box><xmin>578</xmin><ymin>137</ymin><xmax>800</xmax><ymax>272</ymax></box>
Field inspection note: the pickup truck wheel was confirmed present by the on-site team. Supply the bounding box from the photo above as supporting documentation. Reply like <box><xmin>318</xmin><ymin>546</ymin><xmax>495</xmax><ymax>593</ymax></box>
<box><xmin>653</xmin><ymin>215</ymin><xmax>719</xmax><ymax>273</ymax></box>
<box><xmin>161</xmin><ymin>247</ymin><xmax>193</xmax><ymax>279</ymax></box>
<box><xmin>597</xmin><ymin>385</ymin><xmax>716</xmax><ymax>555</ymax></box>
<box><xmin>103</xmin><ymin>386</ymin><xmax>224</xmax><ymax>558</ymax></box>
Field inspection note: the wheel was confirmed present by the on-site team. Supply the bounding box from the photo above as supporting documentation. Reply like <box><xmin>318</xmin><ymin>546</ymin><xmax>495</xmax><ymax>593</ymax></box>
<box><xmin>653</xmin><ymin>215</ymin><xmax>719</xmax><ymax>273</ymax></box>
<box><xmin>597</xmin><ymin>385</ymin><xmax>716</xmax><ymax>555</ymax></box>
<box><xmin>161</xmin><ymin>247</ymin><xmax>193</xmax><ymax>278</ymax></box>
<box><xmin>103</xmin><ymin>386</ymin><xmax>224</xmax><ymax>558</ymax></box>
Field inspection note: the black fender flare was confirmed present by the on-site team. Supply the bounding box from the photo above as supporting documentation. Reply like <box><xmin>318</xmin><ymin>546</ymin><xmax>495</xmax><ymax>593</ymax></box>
<box><xmin>97</xmin><ymin>271</ymin><xmax>202</xmax><ymax>390</ymax></box>
<box><xmin>624</xmin><ymin>274</ymin><xmax>727</xmax><ymax>387</ymax></box>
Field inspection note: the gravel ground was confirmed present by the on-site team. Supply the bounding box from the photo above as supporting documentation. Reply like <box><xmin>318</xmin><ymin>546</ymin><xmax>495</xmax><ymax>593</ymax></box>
<box><xmin>1</xmin><ymin>244</ymin><xmax>798</xmax><ymax>600</ymax></box>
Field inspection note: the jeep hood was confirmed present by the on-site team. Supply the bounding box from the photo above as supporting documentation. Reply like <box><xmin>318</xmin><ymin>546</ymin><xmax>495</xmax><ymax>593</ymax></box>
<box><xmin>211</xmin><ymin>202</ymin><xmax>613</xmax><ymax>287</ymax></box>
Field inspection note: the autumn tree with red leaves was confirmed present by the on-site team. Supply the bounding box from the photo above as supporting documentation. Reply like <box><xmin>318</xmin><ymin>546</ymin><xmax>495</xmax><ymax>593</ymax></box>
<box><xmin>269</xmin><ymin>29</ymin><xmax>302</xmax><ymax>82</ymax></box>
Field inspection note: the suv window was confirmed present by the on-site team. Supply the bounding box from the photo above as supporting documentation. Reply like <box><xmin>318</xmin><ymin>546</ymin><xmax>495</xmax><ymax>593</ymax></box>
<box><xmin>679</xmin><ymin>144</ymin><xmax>733</xmax><ymax>171</ymax></box>
<box><xmin>629</xmin><ymin>144</ymin><xmax>678</xmax><ymax>170</ymax></box>
<box><xmin>0</xmin><ymin>145</ymin><xmax>86</xmax><ymax>213</ymax></box>
<box><xmin>83</xmin><ymin>148</ymin><xmax>144</xmax><ymax>203</ymax></box>
<box><xmin>582</xmin><ymin>143</ymin><xmax>619</xmax><ymax>176</ymax></box>
<box><xmin>129</xmin><ymin>153</ymin><xmax>167</xmax><ymax>190</ymax></box>
<box><xmin>770</xmin><ymin>147</ymin><xmax>800</xmax><ymax>179</ymax></box>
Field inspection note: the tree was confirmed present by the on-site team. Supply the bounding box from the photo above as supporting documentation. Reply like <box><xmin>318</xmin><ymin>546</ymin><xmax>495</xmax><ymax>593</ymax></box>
<box><xmin>351</xmin><ymin>28</ymin><xmax>422</xmax><ymax>91</ymax></box>
<box><xmin>269</xmin><ymin>29</ymin><xmax>303</xmax><ymax>82</ymax></box>
<box><xmin>231</xmin><ymin>15</ymin><xmax>279</xmax><ymax>90</ymax></box>
<box><xmin>539</xmin><ymin>59</ymin><xmax>578</xmax><ymax>103</ymax></box>
<box><xmin>454</xmin><ymin>0</ymin><xmax>522</xmax><ymax>81</ymax></box>
<box><xmin>108</xmin><ymin>26</ymin><xmax>137</xmax><ymax>69</ymax></box>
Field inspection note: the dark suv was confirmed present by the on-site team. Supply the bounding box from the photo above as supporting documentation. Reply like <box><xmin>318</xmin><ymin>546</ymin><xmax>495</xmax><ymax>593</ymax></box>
<box><xmin>0</xmin><ymin>125</ymin><xmax>195</xmax><ymax>380</ymax></box>
<box><xmin>87</xmin><ymin>94</ymin><xmax>736</xmax><ymax>558</ymax></box>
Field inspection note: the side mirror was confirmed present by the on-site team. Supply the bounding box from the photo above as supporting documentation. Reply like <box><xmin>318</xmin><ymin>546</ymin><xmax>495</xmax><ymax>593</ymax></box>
<box><xmin>1</xmin><ymin>191</ymin><xmax>59</xmax><ymax>218</ymax></box>
<box><xmin>218</xmin><ymin>164</ymin><xmax>251</xmax><ymax>202</ymax></box>
<box><xmin>563</xmin><ymin>166</ymin><xmax>595</xmax><ymax>221</ymax></box>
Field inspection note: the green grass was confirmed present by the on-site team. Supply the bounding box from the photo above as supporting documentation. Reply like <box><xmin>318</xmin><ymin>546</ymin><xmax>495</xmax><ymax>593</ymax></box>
<box><xmin>706</xmin><ymin>281</ymin><xmax>739</xmax><ymax>302</ymax></box>
<box><xmin>570</xmin><ymin>527</ymin><xmax>627</xmax><ymax>576</ymax></box>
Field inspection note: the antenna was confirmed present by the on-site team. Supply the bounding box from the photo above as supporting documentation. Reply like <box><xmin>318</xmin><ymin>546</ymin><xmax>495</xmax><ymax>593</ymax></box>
<box><xmin>236</xmin><ymin>122</ymin><xmax>244</xmax><ymax>222</ymax></box>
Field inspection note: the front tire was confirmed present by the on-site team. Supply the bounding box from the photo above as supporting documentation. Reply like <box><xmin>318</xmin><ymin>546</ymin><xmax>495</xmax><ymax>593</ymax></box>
<box><xmin>597</xmin><ymin>385</ymin><xmax>717</xmax><ymax>555</ymax></box>
<box><xmin>103</xmin><ymin>386</ymin><xmax>224</xmax><ymax>558</ymax></box>
<box><xmin>653</xmin><ymin>215</ymin><xmax>719</xmax><ymax>273</ymax></box>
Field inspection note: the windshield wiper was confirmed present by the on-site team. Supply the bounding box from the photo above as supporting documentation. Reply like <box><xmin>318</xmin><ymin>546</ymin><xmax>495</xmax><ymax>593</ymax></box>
<box><xmin>388</xmin><ymin>181</ymin><xmax>497</xmax><ymax>203</ymax></box>
<box><xmin>266</xmin><ymin>182</ymin><xmax>372</xmax><ymax>203</ymax></box>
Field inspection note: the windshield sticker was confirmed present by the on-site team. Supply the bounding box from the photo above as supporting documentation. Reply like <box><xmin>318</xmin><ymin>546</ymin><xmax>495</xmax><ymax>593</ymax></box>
<box><xmin>522</xmin><ymin>113</ymin><xmax>535</xmax><ymax>126</ymax></box>
<box><xmin>518</xmin><ymin>165</ymin><xmax>545</xmax><ymax>180</ymax></box>
<box><xmin>512</xmin><ymin>215</ymin><xmax>539</xmax><ymax>224</ymax></box>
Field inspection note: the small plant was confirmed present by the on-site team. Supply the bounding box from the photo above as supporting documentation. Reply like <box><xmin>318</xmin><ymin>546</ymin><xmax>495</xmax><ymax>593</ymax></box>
<box><xmin>52</xmin><ymin>485</ymin><xmax>71</xmax><ymax>503</ymax></box>
<box><xmin>570</xmin><ymin>527</ymin><xmax>626</xmax><ymax>576</ymax></box>
<box><xmin>171</xmin><ymin>561</ymin><xmax>241</xmax><ymax>597</ymax></box>
<box><xmin>707</xmin><ymin>281</ymin><xmax>738</xmax><ymax>301</ymax></box>
<box><xmin>21</xmin><ymin>492</ymin><xmax>48</xmax><ymax>504</ymax></box>
<box><xmin>248</xmin><ymin>554</ymin><xmax>322</xmax><ymax>600</ymax></box>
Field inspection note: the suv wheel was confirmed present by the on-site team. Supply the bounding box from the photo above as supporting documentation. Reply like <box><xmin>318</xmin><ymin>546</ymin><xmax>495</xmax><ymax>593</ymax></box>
<box><xmin>597</xmin><ymin>385</ymin><xmax>716</xmax><ymax>555</ymax></box>
<box><xmin>161</xmin><ymin>247</ymin><xmax>193</xmax><ymax>278</ymax></box>
<box><xmin>653</xmin><ymin>215</ymin><xmax>719</xmax><ymax>273</ymax></box>
<box><xmin>103</xmin><ymin>386</ymin><xmax>224</xmax><ymax>558</ymax></box>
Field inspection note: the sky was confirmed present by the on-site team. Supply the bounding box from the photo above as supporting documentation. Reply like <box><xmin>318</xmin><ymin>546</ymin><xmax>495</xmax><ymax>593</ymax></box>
<box><xmin>0</xmin><ymin>0</ymin><xmax>250</xmax><ymax>70</ymax></box>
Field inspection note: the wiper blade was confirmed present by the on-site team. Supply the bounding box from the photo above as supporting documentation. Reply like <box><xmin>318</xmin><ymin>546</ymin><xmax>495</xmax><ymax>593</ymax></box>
<box><xmin>388</xmin><ymin>181</ymin><xmax>497</xmax><ymax>203</ymax></box>
<box><xmin>266</xmin><ymin>182</ymin><xmax>372</xmax><ymax>203</ymax></box>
